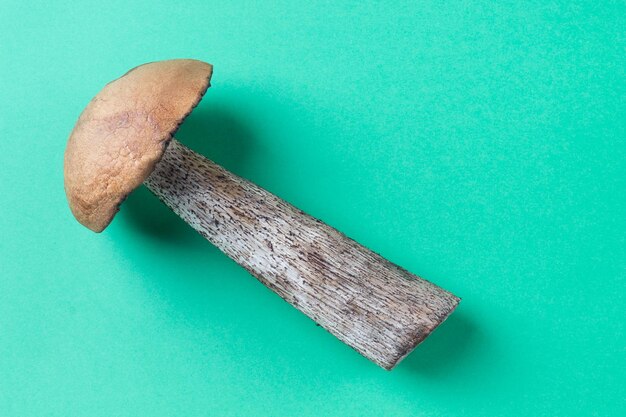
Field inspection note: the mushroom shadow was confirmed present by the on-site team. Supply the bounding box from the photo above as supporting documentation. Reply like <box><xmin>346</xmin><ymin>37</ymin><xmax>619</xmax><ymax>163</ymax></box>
<box><xmin>120</xmin><ymin>105</ymin><xmax>257</xmax><ymax>242</ymax></box>
<box><xmin>398</xmin><ymin>310</ymin><xmax>480</xmax><ymax>376</ymax></box>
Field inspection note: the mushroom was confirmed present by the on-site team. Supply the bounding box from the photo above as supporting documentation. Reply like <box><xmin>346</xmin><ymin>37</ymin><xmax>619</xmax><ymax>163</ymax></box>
<box><xmin>64</xmin><ymin>59</ymin><xmax>460</xmax><ymax>370</ymax></box>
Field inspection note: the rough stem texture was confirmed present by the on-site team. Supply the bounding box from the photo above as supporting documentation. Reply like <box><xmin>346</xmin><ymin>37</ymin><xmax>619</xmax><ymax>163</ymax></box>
<box><xmin>145</xmin><ymin>139</ymin><xmax>460</xmax><ymax>369</ymax></box>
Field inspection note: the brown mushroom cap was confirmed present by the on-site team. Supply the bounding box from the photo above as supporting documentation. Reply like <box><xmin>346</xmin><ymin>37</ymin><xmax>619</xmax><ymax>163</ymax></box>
<box><xmin>64</xmin><ymin>59</ymin><xmax>213</xmax><ymax>232</ymax></box>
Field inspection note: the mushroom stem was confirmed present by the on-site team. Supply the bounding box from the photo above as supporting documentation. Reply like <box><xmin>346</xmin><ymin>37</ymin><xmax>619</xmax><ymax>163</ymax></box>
<box><xmin>144</xmin><ymin>139</ymin><xmax>459</xmax><ymax>369</ymax></box>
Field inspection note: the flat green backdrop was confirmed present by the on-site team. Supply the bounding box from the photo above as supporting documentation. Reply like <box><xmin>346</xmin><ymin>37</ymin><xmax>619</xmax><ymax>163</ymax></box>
<box><xmin>1</xmin><ymin>1</ymin><xmax>624</xmax><ymax>416</ymax></box>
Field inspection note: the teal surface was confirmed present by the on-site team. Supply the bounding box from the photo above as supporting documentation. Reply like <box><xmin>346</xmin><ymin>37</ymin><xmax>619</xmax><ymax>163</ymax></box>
<box><xmin>1</xmin><ymin>1</ymin><xmax>624</xmax><ymax>416</ymax></box>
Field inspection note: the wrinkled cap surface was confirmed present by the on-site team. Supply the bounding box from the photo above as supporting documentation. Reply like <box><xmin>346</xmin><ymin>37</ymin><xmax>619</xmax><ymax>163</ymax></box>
<box><xmin>64</xmin><ymin>59</ymin><xmax>213</xmax><ymax>232</ymax></box>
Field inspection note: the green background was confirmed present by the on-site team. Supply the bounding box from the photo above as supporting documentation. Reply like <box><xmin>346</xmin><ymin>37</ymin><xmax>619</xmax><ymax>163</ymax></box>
<box><xmin>1</xmin><ymin>1</ymin><xmax>624</xmax><ymax>415</ymax></box>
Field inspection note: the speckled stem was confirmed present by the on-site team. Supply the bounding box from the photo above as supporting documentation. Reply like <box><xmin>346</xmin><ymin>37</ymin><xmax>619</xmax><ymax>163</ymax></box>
<box><xmin>144</xmin><ymin>139</ymin><xmax>459</xmax><ymax>369</ymax></box>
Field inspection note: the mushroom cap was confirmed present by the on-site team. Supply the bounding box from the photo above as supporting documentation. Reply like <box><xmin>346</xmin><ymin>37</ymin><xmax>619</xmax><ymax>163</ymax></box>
<box><xmin>64</xmin><ymin>59</ymin><xmax>213</xmax><ymax>232</ymax></box>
